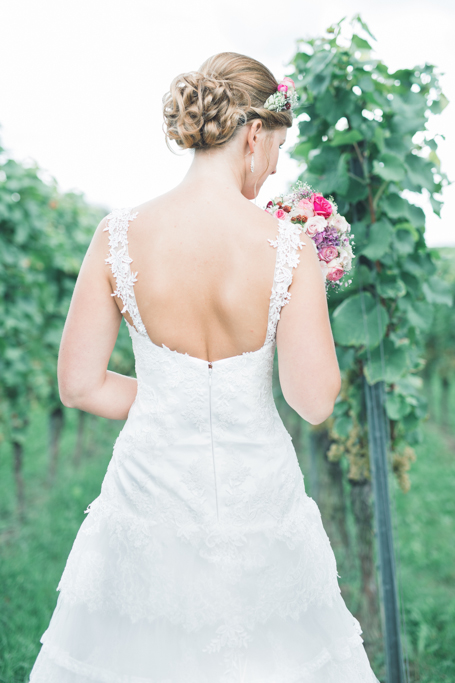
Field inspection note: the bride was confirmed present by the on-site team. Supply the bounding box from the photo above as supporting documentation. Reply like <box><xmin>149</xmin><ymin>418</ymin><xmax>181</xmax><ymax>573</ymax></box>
<box><xmin>29</xmin><ymin>52</ymin><xmax>379</xmax><ymax>682</ymax></box>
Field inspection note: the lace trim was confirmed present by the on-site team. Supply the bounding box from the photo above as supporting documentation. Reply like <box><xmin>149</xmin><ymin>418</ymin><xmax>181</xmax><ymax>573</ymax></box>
<box><xmin>103</xmin><ymin>207</ymin><xmax>147</xmax><ymax>336</ymax></box>
<box><xmin>265</xmin><ymin>219</ymin><xmax>304</xmax><ymax>345</ymax></box>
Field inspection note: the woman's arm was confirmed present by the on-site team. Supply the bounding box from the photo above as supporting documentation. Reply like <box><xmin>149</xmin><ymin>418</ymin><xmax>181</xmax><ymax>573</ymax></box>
<box><xmin>58</xmin><ymin>218</ymin><xmax>137</xmax><ymax>420</ymax></box>
<box><xmin>276</xmin><ymin>239</ymin><xmax>341</xmax><ymax>425</ymax></box>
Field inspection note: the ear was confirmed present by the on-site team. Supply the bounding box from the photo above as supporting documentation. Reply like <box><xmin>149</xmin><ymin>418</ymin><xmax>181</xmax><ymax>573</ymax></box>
<box><xmin>247</xmin><ymin>119</ymin><xmax>263</xmax><ymax>153</ymax></box>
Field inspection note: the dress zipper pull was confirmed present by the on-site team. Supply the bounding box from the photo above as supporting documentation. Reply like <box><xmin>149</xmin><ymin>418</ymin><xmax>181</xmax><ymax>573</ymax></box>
<box><xmin>208</xmin><ymin>362</ymin><xmax>212</xmax><ymax>385</ymax></box>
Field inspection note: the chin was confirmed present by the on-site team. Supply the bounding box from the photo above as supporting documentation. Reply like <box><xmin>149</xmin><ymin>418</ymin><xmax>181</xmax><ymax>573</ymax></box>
<box><xmin>242</xmin><ymin>185</ymin><xmax>263</xmax><ymax>202</ymax></box>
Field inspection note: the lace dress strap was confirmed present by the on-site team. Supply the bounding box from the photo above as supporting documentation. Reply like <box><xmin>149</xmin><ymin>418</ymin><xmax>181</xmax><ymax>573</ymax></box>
<box><xmin>103</xmin><ymin>207</ymin><xmax>148</xmax><ymax>336</ymax></box>
<box><xmin>265</xmin><ymin>218</ymin><xmax>305</xmax><ymax>344</ymax></box>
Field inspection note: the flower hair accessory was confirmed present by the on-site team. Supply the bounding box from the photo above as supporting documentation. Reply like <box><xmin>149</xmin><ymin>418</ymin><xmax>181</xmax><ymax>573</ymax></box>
<box><xmin>263</xmin><ymin>77</ymin><xmax>298</xmax><ymax>113</ymax></box>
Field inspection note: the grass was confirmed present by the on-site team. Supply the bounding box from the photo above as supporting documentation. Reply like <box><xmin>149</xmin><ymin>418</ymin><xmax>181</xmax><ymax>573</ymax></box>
<box><xmin>394</xmin><ymin>423</ymin><xmax>455</xmax><ymax>682</ymax></box>
<box><xmin>0</xmin><ymin>407</ymin><xmax>121</xmax><ymax>683</ymax></box>
<box><xmin>1</xmin><ymin>402</ymin><xmax>454</xmax><ymax>682</ymax></box>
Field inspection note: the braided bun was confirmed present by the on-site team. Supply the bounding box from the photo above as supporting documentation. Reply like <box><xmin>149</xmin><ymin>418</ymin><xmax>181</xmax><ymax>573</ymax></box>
<box><xmin>163</xmin><ymin>52</ymin><xmax>293</xmax><ymax>151</ymax></box>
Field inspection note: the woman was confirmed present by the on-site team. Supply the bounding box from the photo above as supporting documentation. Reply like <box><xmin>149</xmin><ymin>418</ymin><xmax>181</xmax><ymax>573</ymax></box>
<box><xmin>29</xmin><ymin>52</ymin><xmax>379</xmax><ymax>682</ymax></box>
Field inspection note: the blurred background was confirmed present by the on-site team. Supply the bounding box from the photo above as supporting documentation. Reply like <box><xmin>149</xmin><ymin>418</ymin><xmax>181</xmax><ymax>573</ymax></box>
<box><xmin>0</xmin><ymin>1</ymin><xmax>454</xmax><ymax>682</ymax></box>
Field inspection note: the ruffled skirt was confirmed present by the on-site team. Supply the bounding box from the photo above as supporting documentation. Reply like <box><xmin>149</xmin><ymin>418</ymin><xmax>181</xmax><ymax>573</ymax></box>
<box><xmin>29</xmin><ymin>490</ymin><xmax>379</xmax><ymax>682</ymax></box>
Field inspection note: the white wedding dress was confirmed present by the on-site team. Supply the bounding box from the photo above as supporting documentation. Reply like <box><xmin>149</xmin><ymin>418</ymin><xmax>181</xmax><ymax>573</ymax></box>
<box><xmin>29</xmin><ymin>208</ymin><xmax>379</xmax><ymax>683</ymax></box>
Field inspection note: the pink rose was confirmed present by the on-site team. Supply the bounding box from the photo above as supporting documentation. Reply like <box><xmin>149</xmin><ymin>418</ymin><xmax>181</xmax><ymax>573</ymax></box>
<box><xmin>305</xmin><ymin>215</ymin><xmax>327</xmax><ymax>236</ymax></box>
<box><xmin>318</xmin><ymin>246</ymin><xmax>338</xmax><ymax>262</ymax></box>
<box><xmin>274</xmin><ymin>208</ymin><xmax>286</xmax><ymax>220</ymax></box>
<box><xmin>327</xmin><ymin>266</ymin><xmax>344</xmax><ymax>281</ymax></box>
<box><xmin>277</xmin><ymin>83</ymin><xmax>288</xmax><ymax>93</ymax></box>
<box><xmin>281</xmin><ymin>77</ymin><xmax>295</xmax><ymax>90</ymax></box>
<box><xmin>297</xmin><ymin>198</ymin><xmax>314</xmax><ymax>220</ymax></box>
<box><xmin>311</xmin><ymin>193</ymin><xmax>333</xmax><ymax>218</ymax></box>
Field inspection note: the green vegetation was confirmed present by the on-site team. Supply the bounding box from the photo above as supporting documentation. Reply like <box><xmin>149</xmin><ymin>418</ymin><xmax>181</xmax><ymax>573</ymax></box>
<box><xmin>290</xmin><ymin>14</ymin><xmax>451</xmax><ymax>483</ymax></box>
<box><xmin>0</xmin><ymin>408</ymin><xmax>122</xmax><ymax>683</ymax></box>
<box><xmin>287</xmin><ymin>16</ymin><xmax>453</xmax><ymax>658</ymax></box>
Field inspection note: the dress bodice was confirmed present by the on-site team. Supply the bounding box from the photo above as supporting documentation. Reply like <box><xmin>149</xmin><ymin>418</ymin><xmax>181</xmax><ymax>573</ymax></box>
<box><xmin>96</xmin><ymin>207</ymin><xmax>308</xmax><ymax>537</ymax></box>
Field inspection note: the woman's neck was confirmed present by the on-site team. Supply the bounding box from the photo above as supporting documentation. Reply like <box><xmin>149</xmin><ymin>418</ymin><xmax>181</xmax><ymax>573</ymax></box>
<box><xmin>180</xmin><ymin>144</ymin><xmax>247</xmax><ymax>197</ymax></box>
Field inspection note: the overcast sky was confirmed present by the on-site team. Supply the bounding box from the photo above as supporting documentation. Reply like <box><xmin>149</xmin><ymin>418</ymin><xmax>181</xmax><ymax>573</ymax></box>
<box><xmin>1</xmin><ymin>0</ymin><xmax>454</xmax><ymax>245</ymax></box>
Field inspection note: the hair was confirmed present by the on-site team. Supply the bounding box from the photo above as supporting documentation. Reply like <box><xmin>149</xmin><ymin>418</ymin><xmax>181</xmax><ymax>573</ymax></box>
<box><xmin>162</xmin><ymin>52</ymin><xmax>293</xmax><ymax>151</ymax></box>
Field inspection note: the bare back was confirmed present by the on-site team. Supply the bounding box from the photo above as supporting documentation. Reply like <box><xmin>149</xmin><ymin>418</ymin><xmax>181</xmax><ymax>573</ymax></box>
<box><xmin>108</xmin><ymin>189</ymin><xmax>281</xmax><ymax>363</ymax></box>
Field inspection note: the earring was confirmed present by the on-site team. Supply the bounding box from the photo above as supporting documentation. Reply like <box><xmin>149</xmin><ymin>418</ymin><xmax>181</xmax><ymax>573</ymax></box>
<box><xmin>250</xmin><ymin>153</ymin><xmax>255</xmax><ymax>173</ymax></box>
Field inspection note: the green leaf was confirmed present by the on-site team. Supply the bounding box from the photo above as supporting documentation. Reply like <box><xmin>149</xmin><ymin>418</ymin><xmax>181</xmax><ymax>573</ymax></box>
<box><xmin>373</xmin><ymin>126</ymin><xmax>385</xmax><ymax>153</ymax></box>
<box><xmin>430</xmin><ymin>195</ymin><xmax>443</xmax><ymax>217</ymax></box>
<box><xmin>305</xmin><ymin>149</ymin><xmax>349</xmax><ymax>195</ymax></box>
<box><xmin>394</xmin><ymin>221</ymin><xmax>420</xmax><ymax>241</ymax></box>
<box><xmin>429</xmin><ymin>93</ymin><xmax>449</xmax><ymax>114</ymax></box>
<box><xmin>351</xmin><ymin>34</ymin><xmax>372</xmax><ymax>51</ymax></box>
<box><xmin>292</xmin><ymin>140</ymin><xmax>313</xmax><ymax>160</ymax></box>
<box><xmin>398</xmin><ymin>297</ymin><xmax>433</xmax><ymax>331</ymax></box>
<box><xmin>404</xmin><ymin>154</ymin><xmax>435</xmax><ymax>190</ymax></box>
<box><xmin>376</xmin><ymin>275</ymin><xmax>407</xmax><ymax>299</ymax></box>
<box><xmin>333</xmin><ymin>415</ymin><xmax>354</xmax><ymax>438</ymax></box>
<box><xmin>356</xmin><ymin>75</ymin><xmax>375</xmax><ymax>93</ymax></box>
<box><xmin>332</xmin><ymin>399</ymin><xmax>350</xmax><ymax>417</ymax></box>
<box><xmin>384</xmin><ymin>134</ymin><xmax>410</xmax><ymax>158</ymax></box>
<box><xmin>329</xmin><ymin>129</ymin><xmax>364</xmax><ymax>146</ymax></box>
<box><xmin>391</xmin><ymin>114</ymin><xmax>426</xmax><ymax>136</ymax></box>
<box><xmin>395</xmin><ymin>374</ymin><xmax>423</xmax><ymax>396</ymax></box>
<box><xmin>310</xmin><ymin>70</ymin><xmax>333</xmax><ymax>96</ymax></box>
<box><xmin>343</xmin><ymin>176</ymin><xmax>368</xmax><ymax>202</ymax></box>
<box><xmin>353</xmin><ymin>14</ymin><xmax>377</xmax><ymax>41</ymax></box>
<box><xmin>305</xmin><ymin>49</ymin><xmax>334</xmax><ymax>76</ymax></box>
<box><xmin>422</xmin><ymin>276</ymin><xmax>453</xmax><ymax>306</ymax></box>
<box><xmin>364</xmin><ymin>338</ymin><xmax>409</xmax><ymax>384</ymax></box>
<box><xmin>359</xmin><ymin>219</ymin><xmax>394</xmax><ymax>260</ymax></box>
<box><xmin>386</xmin><ymin>393</ymin><xmax>412</xmax><ymax>420</ymax></box>
<box><xmin>332</xmin><ymin>292</ymin><xmax>389</xmax><ymax>349</ymax></box>
<box><xmin>315</xmin><ymin>89</ymin><xmax>354</xmax><ymax>125</ymax></box>
<box><xmin>393</xmin><ymin>229</ymin><xmax>417</xmax><ymax>257</ymax></box>
<box><xmin>335</xmin><ymin>346</ymin><xmax>356</xmax><ymax>371</ymax></box>
<box><xmin>380</xmin><ymin>193</ymin><xmax>424</xmax><ymax>226</ymax></box>
<box><xmin>372</xmin><ymin>153</ymin><xmax>406</xmax><ymax>182</ymax></box>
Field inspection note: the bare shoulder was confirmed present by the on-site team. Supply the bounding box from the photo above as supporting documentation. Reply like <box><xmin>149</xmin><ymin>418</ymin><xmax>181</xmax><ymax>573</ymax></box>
<box><xmin>230</xmin><ymin>198</ymin><xmax>285</xmax><ymax>246</ymax></box>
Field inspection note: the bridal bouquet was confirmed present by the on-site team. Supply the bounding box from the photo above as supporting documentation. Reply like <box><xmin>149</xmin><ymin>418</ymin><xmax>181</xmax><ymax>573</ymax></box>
<box><xmin>265</xmin><ymin>182</ymin><xmax>354</xmax><ymax>291</ymax></box>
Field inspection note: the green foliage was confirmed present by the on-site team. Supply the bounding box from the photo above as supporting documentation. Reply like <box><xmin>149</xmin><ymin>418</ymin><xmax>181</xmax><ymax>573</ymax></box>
<box><xmin>289</xmin><ymin>16</ymin><xmax>452</xmax><ymax>481</ymax></box>
<box><xmin>424</xmin><ymin>249</ymin><xmax>455</xmax><ymax>380</ymax></box>
<box><xmin>0</xmin><ymin>143</ymin><xmax>110</xmax><ymax>447</ymax></box>
<box><xmin>0</xmin><ymin>406</ymin><xmax>121</xmax><ymax>682</ymax></box>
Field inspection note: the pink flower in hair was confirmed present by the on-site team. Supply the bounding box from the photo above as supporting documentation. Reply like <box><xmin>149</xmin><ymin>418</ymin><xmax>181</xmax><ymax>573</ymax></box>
<box><xmin>274</xmin><ymin>208</ymin><xmax>286</xmax><ymax>220</ymax></box>
<box><xmin>277</xmin><ymin>83</ymin><xmax>288</xmax><ymax>93</ymax></box>
<box><xmin>281</xmin><ymin>77</ymin><xmax>295</xmax><ymax>90</ymax></box>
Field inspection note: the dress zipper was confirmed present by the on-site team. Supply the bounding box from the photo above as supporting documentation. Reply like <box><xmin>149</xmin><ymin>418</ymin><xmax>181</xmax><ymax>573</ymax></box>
<box><xmin>208</xmin><ymin>362</ymin><xmax>219</xmax><ymax>522</ymax></box>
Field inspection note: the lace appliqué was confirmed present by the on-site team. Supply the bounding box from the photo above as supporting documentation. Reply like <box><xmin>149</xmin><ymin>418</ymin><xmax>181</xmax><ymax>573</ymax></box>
<box><xmin>103</xmin><ymin>207</ymin><xmax>146</xmax><ymax>336</ymax></box>
<box><xmin>265</xmin><ymin>218</ymin><xmax>305</xmax><ymax>345</ymax></box>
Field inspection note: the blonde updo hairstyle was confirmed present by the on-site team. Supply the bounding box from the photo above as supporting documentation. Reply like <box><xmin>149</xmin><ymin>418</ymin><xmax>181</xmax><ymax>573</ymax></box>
<box><xmin>162</xmin><ymin>52</ymin><xmax>293</xmax><ymax>151</ymax></box>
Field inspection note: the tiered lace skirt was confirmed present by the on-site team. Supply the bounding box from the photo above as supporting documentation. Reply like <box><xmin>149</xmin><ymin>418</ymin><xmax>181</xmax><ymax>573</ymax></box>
<box><xmin>29</xmin><ymin>482</ymin><xmax>379</xmax><ymax>683</ymax></box>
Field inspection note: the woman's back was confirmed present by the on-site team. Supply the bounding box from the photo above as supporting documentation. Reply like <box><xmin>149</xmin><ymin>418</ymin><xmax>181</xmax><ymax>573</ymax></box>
<box><xmin>118</xmin><ymin>187</ymin><xmax>280</xmax><ymax>363</ymax></box>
